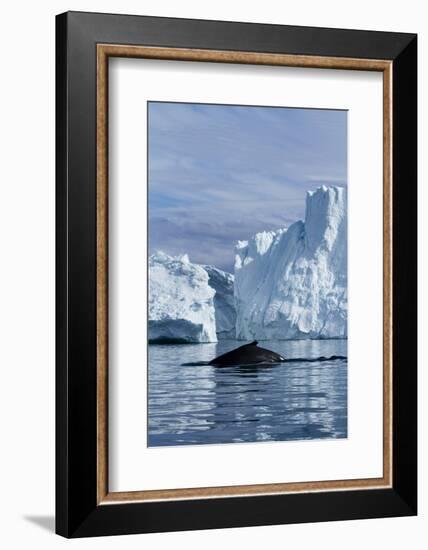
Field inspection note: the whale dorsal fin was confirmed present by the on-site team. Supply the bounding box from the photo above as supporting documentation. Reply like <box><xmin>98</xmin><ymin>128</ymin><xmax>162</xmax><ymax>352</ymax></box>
<box><xmin>237</xmin><ymin>340</ymin><xmax>258</xmax><ymax>351</ymax></box>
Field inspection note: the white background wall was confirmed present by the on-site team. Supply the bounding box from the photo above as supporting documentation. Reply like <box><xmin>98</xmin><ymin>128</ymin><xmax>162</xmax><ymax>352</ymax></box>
<box><xmin>0</xmin><ymin>1</ymin><xmax>424</xmax><ymax>548</ymax></box>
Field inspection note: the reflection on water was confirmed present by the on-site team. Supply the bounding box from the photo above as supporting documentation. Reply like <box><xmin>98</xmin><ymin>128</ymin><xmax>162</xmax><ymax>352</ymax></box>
<box><xmin>148</xmin><ymin>339</ymin><xmax>347</xmax><ymax>447</ymax></box>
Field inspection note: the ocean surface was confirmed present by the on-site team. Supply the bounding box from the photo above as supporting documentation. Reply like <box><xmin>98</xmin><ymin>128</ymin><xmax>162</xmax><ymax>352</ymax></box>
<box><xmin>148</xmin><ymin>339</ymin><xmax>347</xmax><ymax>447</ymax></box>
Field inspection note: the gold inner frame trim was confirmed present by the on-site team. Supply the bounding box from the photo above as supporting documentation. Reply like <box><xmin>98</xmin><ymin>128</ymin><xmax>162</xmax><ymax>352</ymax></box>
<box><xmin>96</xmin><ymin>44</ymin><xmax>393</xmax><ymax>505</ymax></box>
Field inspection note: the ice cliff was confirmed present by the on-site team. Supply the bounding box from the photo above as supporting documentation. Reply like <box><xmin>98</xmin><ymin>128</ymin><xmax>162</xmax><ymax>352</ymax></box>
<box><xmin>148</xmin><ymin>252</ymin><xmax>236</xmax><ymax>342</ymax></box>
<box><xmin>149</xmin><ymin>186</ymin><xmax>347</xmax><ymax>343</ymax></box>
<box><xmin>203</xmin><ymin>266</ymin><xmax>236</xmax><ymax>339</ymax></box>
<box><xmin>234</xmin><ymin>186</ymin><xmax>347</xmax><ymax>340</ymax></box>
<box><xmin>148</xmin><ymin>252</ymin><xmax>217</xmax><ymax>343</ymax></box>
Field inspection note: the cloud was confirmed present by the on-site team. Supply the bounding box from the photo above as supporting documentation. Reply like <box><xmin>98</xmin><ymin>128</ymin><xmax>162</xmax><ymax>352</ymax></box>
<box><xmin>148</xmin><ymin>102</ymin><xmax>347</xmax><ymax>272</ymax></box>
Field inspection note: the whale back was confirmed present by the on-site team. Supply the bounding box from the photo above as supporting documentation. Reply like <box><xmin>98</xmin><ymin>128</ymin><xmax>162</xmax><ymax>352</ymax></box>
<box><xmin>209</xmin><ymin>340</ymin><xmax>285</xmax><ymax>366</ymax></box>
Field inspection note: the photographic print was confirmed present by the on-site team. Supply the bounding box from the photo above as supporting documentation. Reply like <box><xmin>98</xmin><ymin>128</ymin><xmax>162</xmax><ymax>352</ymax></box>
<box><xmin>57</xmin><ymin>14</ymin><xmax>417</xmax><ymax>536</ymax></box>
<box><xmin>148</xmin><ymin>101</ymin><xmax>348</xmax><ymax>447</ymax></box>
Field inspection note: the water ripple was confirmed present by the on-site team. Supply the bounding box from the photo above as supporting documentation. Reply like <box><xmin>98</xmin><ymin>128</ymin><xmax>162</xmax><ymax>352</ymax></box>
<box><xmin>148</xmin><ymin>339</ymin><xmax>347</xmax><ymax>446</ymax></box>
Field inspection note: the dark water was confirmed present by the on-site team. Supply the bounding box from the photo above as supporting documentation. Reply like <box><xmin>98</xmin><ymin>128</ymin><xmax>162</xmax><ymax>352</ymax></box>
<box><xmin>148</xmin><ymin>339</ymin><xmax>347</xmax><ymax>447</ymax></box>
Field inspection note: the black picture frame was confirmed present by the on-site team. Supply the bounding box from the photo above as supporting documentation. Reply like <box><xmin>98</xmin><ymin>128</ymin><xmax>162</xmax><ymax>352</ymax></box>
<box><xmin>56</xmin><ymin>11</ymin><xmax>417</xmax><ymax>538</ymax></box>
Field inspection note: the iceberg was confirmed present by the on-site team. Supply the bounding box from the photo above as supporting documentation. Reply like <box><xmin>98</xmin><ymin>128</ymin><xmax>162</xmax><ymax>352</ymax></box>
<box><xmin>203</xmin><ymin>266</ymin><xmax>236</xmax><ymax>339</ymax></box>
<box><xmin>234</xmin><ymin>186</ymin><xmax>347</xmax><ymax>340</ymax></box>
<box><xmin>148</xmin><ymin>251</ymin><xmax>217</xmax><ymax>343</ymax></box>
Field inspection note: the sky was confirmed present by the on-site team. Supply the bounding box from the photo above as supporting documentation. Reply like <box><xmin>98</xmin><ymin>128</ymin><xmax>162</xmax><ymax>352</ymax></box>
<box><xmin>148</xmin><ymin>101</ymin><xmax>347</xmax><ymax>272</ymax></box>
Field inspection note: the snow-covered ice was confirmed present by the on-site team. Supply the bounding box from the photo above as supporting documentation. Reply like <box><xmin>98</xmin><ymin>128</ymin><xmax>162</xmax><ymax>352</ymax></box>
<box><xmin>148</xmin><ymin>251</ymin><xmax>217</xmax><ymax>343</ymax></box>
<box><xmin>234</xmin><ymin>186</ymin><xmax>347</xmax><ymax>340</ymax></box>
<box><xmin>203</xmin><ymin>266</ymin><xmax>236</xmax><ymax>340</ymax></box>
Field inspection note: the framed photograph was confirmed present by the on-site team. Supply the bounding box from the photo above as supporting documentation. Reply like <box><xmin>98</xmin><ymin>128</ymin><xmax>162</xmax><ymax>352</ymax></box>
<box><xmin>56</xmin><ymin>11</ymin><xmax>417</xmax><ymax>538</ymax></box>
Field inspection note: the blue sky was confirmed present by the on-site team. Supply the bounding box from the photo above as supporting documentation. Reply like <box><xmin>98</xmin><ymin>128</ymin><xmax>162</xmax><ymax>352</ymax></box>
<box><xmin>148</xmin><ymin>102</ymin><xmax>347</xmax><ymax>272</ymax></box>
